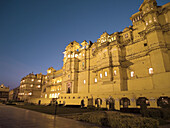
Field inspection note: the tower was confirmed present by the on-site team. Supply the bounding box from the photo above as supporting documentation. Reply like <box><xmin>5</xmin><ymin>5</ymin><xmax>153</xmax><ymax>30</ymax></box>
<box><xmin>62</xmin><ymin>41</ymin><xmax>80</xmax><ymax>94</ymax></box>
<box><xmin>139</xmin><ymin>0</ymin><xmax>170</xmax><ymax>89</ymax></box>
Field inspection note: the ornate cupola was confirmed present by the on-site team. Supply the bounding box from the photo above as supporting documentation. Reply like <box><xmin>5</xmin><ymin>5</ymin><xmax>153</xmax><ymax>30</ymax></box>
<box><xmin>139</xmin><ymin>0</ymin><xmax>157</xmax><ymax>12</ymax></box>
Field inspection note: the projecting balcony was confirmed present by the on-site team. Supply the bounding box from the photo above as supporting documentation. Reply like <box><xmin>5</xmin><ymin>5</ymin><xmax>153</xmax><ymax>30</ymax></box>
<box><xmin>45</xmin><ymin>81</ymin><xmax>62</xmax><ymax>86</ymax></box>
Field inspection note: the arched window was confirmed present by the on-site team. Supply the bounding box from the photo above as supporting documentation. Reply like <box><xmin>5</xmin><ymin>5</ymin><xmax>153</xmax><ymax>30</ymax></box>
<box><xmin>120</xmin><ymin>97</ymin><xmax>130</xmax><ymax>108</ymax></box>
<box><xmin>67</xmin><ymin>87</ymin><xmax>71</xmax><ymax>93</ymax></box>
<box><xmin>136</xmin><ymin>97</ymin><xmax>150</xmax><ymax>106</ymax></box>
<box><xmin>157</xmin><ymin>97</ymin><xmax>170</xmax><ymax>108</ymax></box>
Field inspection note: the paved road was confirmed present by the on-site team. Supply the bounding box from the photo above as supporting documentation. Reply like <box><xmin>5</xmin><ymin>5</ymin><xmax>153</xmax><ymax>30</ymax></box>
<box><xmin>0</xmin><ymin>104</ymin><xmax>100</xmax><ymax>128</ymax></box>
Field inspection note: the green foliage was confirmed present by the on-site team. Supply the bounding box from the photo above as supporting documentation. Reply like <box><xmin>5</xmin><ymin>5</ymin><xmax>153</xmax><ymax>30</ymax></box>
<box><xmin>76</xmin><ymin>112</ymin><xmax>105</xmax><ymax>125</ymax></box>
<box><xmin>141</xmin><ymin>108</ymin><xmax>170</xmax><ymax>120</ymax></box>
<box><xmin>76</xmin><ymin>112</ymin><xmax>159</xmax><ymax>128</ymax></box>
<box><xmin>5</xmin><ymin>101</ymin><xmax>16</xmax><ymax>105</ymax></box>
<box><xmin>100</xmin><ymin>117</ymin><xmax>109</xmax><ymax>126</ymax></box>
<box><xmin>142</xmin><ymin>109</ymin><xmax>161</xmax><ymax>118</ymax></box>
<box><xmin>108</xmin><ymin>116</ymin><xmax>158</xmax><ymax>128</ymax></box>
<box><xmin>87</xmin><ymin>105</ymin><xmax>96</xmax><ymax>110</ymax></box>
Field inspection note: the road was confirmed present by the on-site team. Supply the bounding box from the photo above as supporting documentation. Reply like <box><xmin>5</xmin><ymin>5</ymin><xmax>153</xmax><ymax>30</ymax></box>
<box><xmin>0</xmin><ymin>104</ymin><xmax>99</xmax><ymax>128</ymax></box>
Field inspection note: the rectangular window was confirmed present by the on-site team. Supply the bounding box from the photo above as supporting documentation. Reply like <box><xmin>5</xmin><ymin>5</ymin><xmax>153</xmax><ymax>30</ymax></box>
<box><xmin>45</xmin><ymin>94</ymin><xmax>47</xmax><ymax>98</ymax></box>
<box><xmin>28</xmin><ymin>92</ymin><xmax>32</xmax><ymax>95</ymax></box>
<box><xmin>75</xmin><ymin>54</ymin><xmax>78</xmax><ymax>57</ymax></box>
<box><xmin>144</xmin><ymin>43</ymin><xmax>147</xmax><ymax>47</ymax></box>
<box><xmin>105</xmin><ymin>71</ymin><xmax>108</xmax><ymax>77</ymax></box>
<box><xmin>131</xmin><ymin>71</ymin><xmax>134</xmax><ymax>77</ymax></box>
<box><xmin>125</xmin><ymin>33</ymin><xmax>128</xmax><ymax>38</ymax></box>
<box><xmin>52</xmin><ymin>93</ymin><xmax>54</xmax><ymax>98</ymax></box>
<box><xmin>84</xmin><ymin>80</ymin><xmax>86</xmax><ymax>84</ymax></box>
<box><xmin>100</xmin><ymin>73</ymin><xmax>102</xmax><ymax>78</ymax></box>
<box><xmin>114</xmin><ymin>70</ymin><xmax>117</xmax><ymax>76</ymax></box>
<box><xmin>149</xmin><ymin>68</ymin><xmax>153</xmax><ymax>74</ymax></box>
<box><xmin>146</xmin><ymin>21</ymin><xmax>148</xmax><ymax>26</ymax></box>
<box><xmin>95</xmin><ymin>78</ymin><xmax>97</xmax><ymax>83</ymax></box>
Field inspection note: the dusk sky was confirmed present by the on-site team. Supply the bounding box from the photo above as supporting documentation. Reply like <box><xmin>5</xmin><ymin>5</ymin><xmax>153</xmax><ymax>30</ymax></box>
<box><xmin>0</xmin><ymin>0</ymin><xmax>169</xmax><ymax>89</ymax></box>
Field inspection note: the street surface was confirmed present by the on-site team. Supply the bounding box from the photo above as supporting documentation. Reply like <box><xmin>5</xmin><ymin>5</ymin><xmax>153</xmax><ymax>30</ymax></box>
<box><xmin>0</xmin><ymin>104</ymin><xmax>99</xmax><ymax>128</ymax></box>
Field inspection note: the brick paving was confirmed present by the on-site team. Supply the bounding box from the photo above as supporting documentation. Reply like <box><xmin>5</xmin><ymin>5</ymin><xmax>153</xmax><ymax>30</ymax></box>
<box><xmin>0</xmin><ymin>104</ymin><xmax>100</xmax><ymax>128</ymax></box>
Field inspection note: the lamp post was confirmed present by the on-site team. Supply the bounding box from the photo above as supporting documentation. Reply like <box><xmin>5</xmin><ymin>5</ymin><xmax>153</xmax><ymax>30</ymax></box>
<box><xmin>54</xmin><ymin>93</ymin><xmax>60</xmax><ymax>115</ymax></box>
<box><xmin>54</xmin><ymin>99</ymin><xmax>58</xmax><ymax>115</ymax></box>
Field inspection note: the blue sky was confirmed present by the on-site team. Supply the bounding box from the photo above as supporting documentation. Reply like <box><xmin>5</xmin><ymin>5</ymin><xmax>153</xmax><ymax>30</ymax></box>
<box><xmin>0</xmin><ymin>0</ymin><xmax>169</xmax><ymax>89</ymax></box>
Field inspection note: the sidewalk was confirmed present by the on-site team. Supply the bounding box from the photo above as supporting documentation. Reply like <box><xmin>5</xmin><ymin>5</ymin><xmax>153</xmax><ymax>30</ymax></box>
<box><xmin>0</xmin><ymin>104</ymin><xmax>100</xmax><ymax>128</ymax></box>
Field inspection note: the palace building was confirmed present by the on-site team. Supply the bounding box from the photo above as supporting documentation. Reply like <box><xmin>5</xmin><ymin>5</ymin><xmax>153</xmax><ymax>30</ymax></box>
<box><xmin>41</xmin><ymin>67</ymin><xmax>62</xmax><ymax>100</ymax></box>
<box><xmin>28</xmin><ymin>0</ymin><xmax>170</xmax><ymax>110</ymax></box>
<box><xmin>0</xmin><ymin>84</ymin><xmax>9</xmax><ymax>102</ymax></box>
<box><xmin>9</xmin><ymin>87</ymin><xmax>19</xmax><ymax>101</ymax></box>
<box><xmin>18</xmin><ymin>73</ymin><xmax>45</xmax><ymax>101</ymax></box>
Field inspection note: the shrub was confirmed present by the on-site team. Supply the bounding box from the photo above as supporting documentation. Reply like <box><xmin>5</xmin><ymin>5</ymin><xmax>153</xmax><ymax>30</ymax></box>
<box><xmin>87</xmin><ymin>105</ymin><xmax>95</xmax><ymax>110</ymax></box>
<box><xmin>141</xmin><ymin>108</ymin><xmax>170</xmax><ymax>120</ymax></box>
<box><xmin>6</xmin><ymin>103</ymin><xmax>16</xmax><ymax>105</ymax></box>
<box><xmin>142</xmin><ymin>108</ymin><xmax>161</xmax><ymax>118</ymax></box>
<box><xmin>76</xmin><ymin>112</ymin><xmax>159</xmax><ymax>128</ymax></box>
<box><xmin>100</xmin><ymin>117</ymin><xmax>109</xmax><ymax>126</ymax></box>
<box><xmin>76</xmin><ymin>112</ymin><xmax>106</xmax><ymax>125</ymax></box>
<box><xmin>120</xmin><ymin>108</ymin><xmax>140</xmax><ymax>113</ymax></box>
<box><xmin>108</xmin><ymin>116</ymin><xmax>158</xmax><ymax>128</ymax></box>
<box><xmin>159</xmin><ymin>108</ymin><xmax>170</xmax><ymax>119</ymax></box>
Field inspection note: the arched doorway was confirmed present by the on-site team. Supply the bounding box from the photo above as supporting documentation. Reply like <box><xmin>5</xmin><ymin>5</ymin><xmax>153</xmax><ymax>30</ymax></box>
<box><xmin>95</xmin><ymin>98</ymin><xmax>102</xmax><ymax>108</ymax></box>
<box><xmin>88</xmin><ymin>98</ymin><xmax>93</xmax><ymax>106</ymax></box>
<box><xmin>120</xmin><ymin>97</ymin><xmax>130</xmax><ymax>108</ymax></box>
<box><xmin>81</xmin><ymin>99</ymin><xmax>85</xmax><ymax>108</ymax></box>
<box><xmin>136</xmin><ymin>97</ymin><xmax>150</xmax><ymax>115</ymax></box>
<box><xmin>157</xmin><ymin>96</ymin><xmax>170</xmax><ymax>108</ymax></box>
<box><xmin>136</xmin><ymin>97</ymin><xmax>150</xmax><ymax>106</ymax></box>
<box><xmin>106</xmin><ymin>97</ymin><xmax>115</xmax><ymax>110</ymax></box>
<box><xmin>67</xmin><ymin>82</ymin><xmax>72</xmax><ymax>93</ymax></box>
<box><xmin>38</xmin><ymin>100</ymin><xmax>41</xmax><ymax>105</ymax></box>
<box><xmin>67</xmin><ymin>87</ymin><xmax>71</xmax><ymax>93</ymax></box>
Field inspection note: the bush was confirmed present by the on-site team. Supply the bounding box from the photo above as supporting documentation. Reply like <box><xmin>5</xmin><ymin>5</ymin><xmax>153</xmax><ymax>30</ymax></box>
<box><xmin>5</xmin><ymin>101</ymin><xmax>17</xmax><ymax>105</ymax></box>
<box><xmin>76</xmin><ymin>112</ymin><xmax>105</xmax><ymax>125</ymax></box>
<box><xmin>100</xmin><ymin>117</ymin><xmax>109</xmax><ymax>126</ymax></box>
<box><xmin>120</xmin><ymin>108</ymin><xmax>140</xmax><ymax>113</ymax></box>
<box><xmin>6</xmin><ymin>103</ymin><xmax>16</xmax><ymax>105</ymax></box>
<box><xmin>157</xmin><ymin>118</ymin><xmax>169</xmax><ymax>125</ymax></box>
<box><xmin>160</xmin><ymin>108</ymin><xmax>170</xmax><ymax>119</ymax></box>
<box><xmin>76</xmin><ymin>112</ymin><xmax>159</xmax><ymax>128</ymax></box>
<box><xmin>142</xmin><ymin>109</ymin><xmax>161</xmax><ymax>118</ymax></box>
<box><xmin>24</xmin><ymin>102</ymin><xmax>36</xmax><ymax>106</ymax></box>
<box><xmin>87</xmin><ymin>105</ymin><xmax>95</xmax><ymax>110</ymax></box>
<box><xmin>141</xmin><ymin>108</ymin><xmax>170</xmax><ymax>120</ymax></box>
<box><xmin>108</xmin><ymin>116</ymin><xmax>158</xmax><ymax>128</ymax></box>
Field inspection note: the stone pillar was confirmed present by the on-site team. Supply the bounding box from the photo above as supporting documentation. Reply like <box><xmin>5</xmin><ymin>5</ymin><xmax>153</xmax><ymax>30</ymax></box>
<box><xmin>130</xmin><ymin>98</ymin><xmax>136</xmax><ymax>108</ymax></box>
<box><xmin>149</xmin><ymin>97</ymin><xmax>157</xmax><ymax>108</ymax></box>
<box><xmin>102</xmin><ymin>98</ymin><xmax>107</xmax><ymax>108</ymax></box>
<box><xmin>115</xmin><ymin>98</ymin><xmax>120</xmax><ymax>110</ymax></box>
